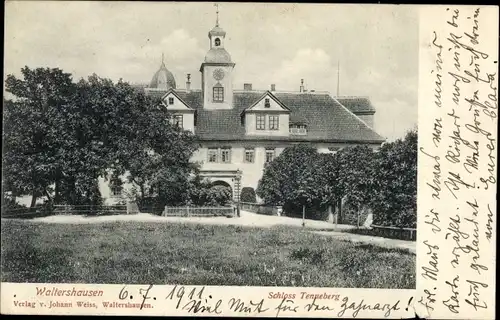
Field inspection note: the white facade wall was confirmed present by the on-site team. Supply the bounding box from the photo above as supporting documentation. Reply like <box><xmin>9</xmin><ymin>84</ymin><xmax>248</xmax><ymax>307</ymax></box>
<box><xmin>193</xmin><ymin>142</ymin><xmax>380</xmax><ymax>194</ymax></box>
<box><xmin>245</xmin><ymin>113</ymin><xmax>290</xmax><ymax>136</ymax></box>
<box><xmin>163</xmin><ymin>92</ymin><xmax>196</xmax><ymax>132</ymax></box>
<box><xmin>202</xmin><ymin>65</ymin><xmax>234</xmax><ymax>110</ymax></box>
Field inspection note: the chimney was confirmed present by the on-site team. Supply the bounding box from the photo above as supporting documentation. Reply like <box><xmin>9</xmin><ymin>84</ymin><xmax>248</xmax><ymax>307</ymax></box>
<box><xmin>244</xmin><ymin>83</ymin><xmax>252</xmax><ymax>91</ymax></box>
<box><xmin>271</xmin><ymin>84</ymin><xmax>276</xmax><ymax>91</ymax></box>
<box><xmin>186</xmin><ymin>74</ymin><xmax>191</xmax><ymax>92</ymax></box>
<box><xmin>300</xmin><ymin>79</ymin><xmax>304</xmax><ymax>92</ymax></box>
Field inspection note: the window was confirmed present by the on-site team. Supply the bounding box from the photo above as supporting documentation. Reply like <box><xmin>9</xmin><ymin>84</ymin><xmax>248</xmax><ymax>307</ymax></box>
<box><xmin>168</xmin><ymin>97</ymin><xmax>174</xmax><ymax>105</ymax></box>
<box><xmin>110</xmin><ymin>185</ymin><xmax>122</xmax><ymax>197</ymax></box>
<box><xmin>207</xmin><ymin>147</ymin><xmax>232</xmax><ymax>163</ymax></box>
<box><xmin>221</xmin><ymin>148</ymin><xmax>231</xmax><ymax>163</ymax></box>
<box><xmin>269</xmin><ymin>115</ymin><xmax>279</xmax><ymax>130</ymax></box>
<box><xmin>256</xmin><ymin>115</ymin><xmax>266</xmax><ymax>130</ymax></box>
<box><xmin>213</xmin><ymin>86</ymin><xmax>224</xmax><ymax>102</ymax></box>
<box><xmin>244</xmin><ymin>148</ymin><xmax>255</xmax><ymax>163</ymax></box>
<box><xmin>215</xmin><ymin>38</ymin><xmax>221</xmax><ymax>47</ymax></box>
<box><xmin>264</xmin><ymin>98</ymin><xmax>271</xmax><ymax>108</ymax></box>
<box><xmin>289</xmin><ymin>124</ymin><xmax>307</xmax><ymax>135</ymax></box>
<box><xmin>171</xmin><ymin>114</ymin><xmax>183</xmax><ymax>128</ymax></box>
<box><xmin>208</xmin><ymin>148</ymin><xmax>218</xmax><ymax>163</ymax></box>
<box><xmin>265</xmin><ymin>148</ymin><xmax>275</xmax><ymax>163</ymax></box>
<box><xmin>109</xmin><ymin>174</ymin><xmax>123</xmax><ymax>197</ymax></box>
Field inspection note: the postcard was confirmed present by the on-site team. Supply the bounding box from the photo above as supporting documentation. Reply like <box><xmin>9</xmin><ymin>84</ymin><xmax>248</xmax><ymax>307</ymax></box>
<box><xmin>1</xmin><ymin>2</ymin><xmax>497</xmax><ymax>319</ymax></box>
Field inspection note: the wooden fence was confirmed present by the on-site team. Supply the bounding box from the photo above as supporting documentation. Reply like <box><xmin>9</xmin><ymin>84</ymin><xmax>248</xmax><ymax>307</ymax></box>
<box><xmin>1</xmin><ymin>207</ymin><xmax>49</xmax><ymax>219</ymax></box>
<box><xmin>163</xmin><ymin>206</ymin><xmax>235</xmax><ymax>217</ymax></box>
<box><xmin>1</xmin><ymin>204</ymin><xmax>130</xmax><ymax>218</ymax></box>
<box><xmin>370</xmin><ymin>225</ymin><xmax>417</xmax><ymax>241</ymax></box>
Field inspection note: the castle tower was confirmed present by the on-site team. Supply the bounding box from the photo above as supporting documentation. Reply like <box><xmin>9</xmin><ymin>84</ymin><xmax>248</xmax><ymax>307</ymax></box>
<box><xmin>200</xmin><ymin>4</ymin><xmax>235</xmax><ymax>110</ymax></box>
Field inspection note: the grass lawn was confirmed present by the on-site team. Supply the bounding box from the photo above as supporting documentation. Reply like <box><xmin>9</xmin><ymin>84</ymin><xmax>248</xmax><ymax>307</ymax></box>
<box><xmin>1</xmin><ymin>219</ymin><xmax>415</xmax><ymax>288</ymax></box>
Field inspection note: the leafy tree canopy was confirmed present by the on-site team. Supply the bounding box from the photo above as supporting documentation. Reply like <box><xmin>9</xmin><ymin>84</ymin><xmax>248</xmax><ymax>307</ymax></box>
<box><xmin>3</xmin><ymin>67</ymin><xmax>200</xmax><ymax>207</ymax></box>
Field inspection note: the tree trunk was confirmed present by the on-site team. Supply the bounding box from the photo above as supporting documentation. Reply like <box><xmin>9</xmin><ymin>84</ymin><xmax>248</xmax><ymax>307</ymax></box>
<box><xmin>30</xmin><ymin>193</ymin><xmax>37</xmax><ymax>208</ymax></box>
<box><xmin>70</xmin><ymin>179</ymin><xmax>77</xmax><ymax>205</ymax></box>
<box><xmin>140</xmin><ymin>183</ymin><xmax>145</xmax><ymax>203</ymax></box>
<box><xmin>302</xmin><ymin>205</ymin><xmax>306</xmax><ymax>227</ymax></box>
<box><xmin>44</xmin><ymin>189</ymin><xmax>52</xmax><ymax>203</ymax></box>
<box><xmin>337</xmin><ymin>198</ymin><xmax>342</xmax><ymax>224</ymax></box>
<box><xmin>357</xmin><ymin>209</ymin><xmax>360</xmax><ymax>228</ymax></box>
<box><xmin>54</xmin><ymin>179</ymin><xmax>61</xmax><ymax>204</ymax></box>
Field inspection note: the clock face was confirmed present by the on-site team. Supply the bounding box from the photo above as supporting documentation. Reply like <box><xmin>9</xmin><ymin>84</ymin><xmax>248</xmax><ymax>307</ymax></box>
<box><xmin>213</xmin><ymin>68</ymin><xmax>225</xmax><ymax>81</ymax></box>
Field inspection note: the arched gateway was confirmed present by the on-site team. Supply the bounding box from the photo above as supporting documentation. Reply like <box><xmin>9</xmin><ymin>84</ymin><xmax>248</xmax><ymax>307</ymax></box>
<box><xmin>211</xmin><ymin>180</ymin><xmax>233</xmax><ymax>199</ymax></box>
<box><xmin>199</xmin><ymin>169</ymin><xmax>242</xmax><ymax>202</ymax></box>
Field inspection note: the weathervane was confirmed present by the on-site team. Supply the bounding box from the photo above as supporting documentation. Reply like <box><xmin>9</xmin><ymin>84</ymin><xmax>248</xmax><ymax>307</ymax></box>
<box><xmin>214</xmin><ymin>3</ymin><xmax>219</xmax><ymax>26</ymax></box>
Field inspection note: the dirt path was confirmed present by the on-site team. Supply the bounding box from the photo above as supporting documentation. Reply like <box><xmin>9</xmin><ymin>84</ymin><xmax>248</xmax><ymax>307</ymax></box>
<box><xmin>27</xmin><ymin>210</ymin><xmax>354</xmax><ymax>230</ymax></box>
<box><xmin>22</xmin><ymin>211</ymin><xmax>415</xmax><ymax>253</ymax></box>
<box><xmin>312</xmin><ymin>230</ymin><xmax>416</xmax><ymax>254</ymax></box>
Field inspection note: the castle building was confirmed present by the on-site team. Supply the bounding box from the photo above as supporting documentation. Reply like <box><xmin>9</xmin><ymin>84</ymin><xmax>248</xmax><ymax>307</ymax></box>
<box><xmin>99</xmin><ymin>14</ymin><xmax>385</xmax><ymax>204</ymax></box>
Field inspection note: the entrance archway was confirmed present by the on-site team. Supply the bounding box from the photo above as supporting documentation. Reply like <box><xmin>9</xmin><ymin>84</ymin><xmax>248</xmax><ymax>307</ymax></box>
<box><xmin>211</xmin><ymin>180</ymin><xmax>233</xmax><ymax>200</ymax></box>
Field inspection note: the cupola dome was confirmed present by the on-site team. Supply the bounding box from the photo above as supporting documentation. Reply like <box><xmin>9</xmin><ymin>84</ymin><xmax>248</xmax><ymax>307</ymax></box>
<box><xmin>149</xmin><ymin>58</ymin><xmax>176</xmax><ymax>89</ymax></box>
<box><xmin>204</xmin><ymin>47</ymin><xmax>232</xmax><ymax>63</ymax></box>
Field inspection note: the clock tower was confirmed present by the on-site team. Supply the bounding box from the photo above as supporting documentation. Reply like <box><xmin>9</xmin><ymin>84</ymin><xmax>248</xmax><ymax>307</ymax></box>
<box><xmin>200</xmin><ymin>5</ymin><xmax>235</xmax><ymax>110</ymax></box>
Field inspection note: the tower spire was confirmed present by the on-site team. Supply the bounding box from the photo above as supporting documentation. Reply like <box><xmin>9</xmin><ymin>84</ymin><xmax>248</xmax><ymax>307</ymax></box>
<box><xmin>214</xmin><ymin>3</ymin><xmax>219</xmax><ymax>26</ymax></box>
<box><xmin>161</xmin><ymin>52</ymin><xmax>165</xmax><ymax>66</ymax></box>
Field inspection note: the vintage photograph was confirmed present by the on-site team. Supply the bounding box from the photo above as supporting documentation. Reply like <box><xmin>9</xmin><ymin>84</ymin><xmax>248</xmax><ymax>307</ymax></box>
<box><xmin>2</xmin><ymin>2</ymin><xmax>418</xmax><ymax>289</ymax></box>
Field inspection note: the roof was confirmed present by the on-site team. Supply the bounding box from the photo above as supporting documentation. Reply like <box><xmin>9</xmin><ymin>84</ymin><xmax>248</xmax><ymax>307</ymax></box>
<box><xmin>241</xmin><ymin>90</ymin><xmax>291</xmax><ymax>115</ymax></box>
<box><xmin>156</xmin><ymin>90</ymin><xmax>384</xmax><ymax>143</ymax></box>
<box><xmin>204</xmin><ymin>48</ymin><xmax>232</xmax><ymax>63</ymax></box>
<box><xmin>209</xmin><ymin>26</ymin><xmax>226</xmax><ymax>38</ymax></box>
<box><xmin>160</xmin><ymin>88</ymin><xmax>194</xmax><ymax>110</ymax></box>
<box><xmin>335</xmin><ymin>96</ymin><xmax>376</xmax><ymax>114</ymax></box>
<box><xmin>149</xmin><ymin>62</ymin><xmax>176</xmax><ymax>89</ymax></box>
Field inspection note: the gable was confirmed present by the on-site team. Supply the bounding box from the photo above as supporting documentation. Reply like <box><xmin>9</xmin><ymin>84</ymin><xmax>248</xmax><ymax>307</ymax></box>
<box><xmin>242</xmin><ymin>91</ymin><xmax>290</xmax><ymax>114</ymax></box>
<box><xmin>161</xmin><ymin>90</ymin><xmax>194</xmax><ymax>111</ymax></box>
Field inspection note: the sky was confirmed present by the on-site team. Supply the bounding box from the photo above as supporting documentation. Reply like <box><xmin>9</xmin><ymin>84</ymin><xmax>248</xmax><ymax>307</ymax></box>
<box><xmin>4</xmin><ymin>2</ymin><xmax>419</xmax><ymax>141</ymax></box>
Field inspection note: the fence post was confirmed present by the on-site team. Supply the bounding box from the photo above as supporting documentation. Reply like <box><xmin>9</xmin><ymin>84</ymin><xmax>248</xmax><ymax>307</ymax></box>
<box><xmin>163</xmin><ymin>206</ymin><xmax>167</xmax><ymax>217</ymax></box>
<box><xmin>187</xmin><ymin>206</ymin><xmax>190</xmax><ymax>217</ymax></box>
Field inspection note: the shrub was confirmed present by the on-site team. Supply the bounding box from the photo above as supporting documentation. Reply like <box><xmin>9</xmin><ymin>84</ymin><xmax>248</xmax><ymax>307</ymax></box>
<box><xmin>187</xmin><ymin>180</ymin><xmax>232</xmax><ymax>207</ymax></box>
<box><xmin>240</xmin><ymin>187</ymin><xmax>256</xmax><ymax>203</ymax></box>
<box><xmin>204</xmin><ymin>185</ymin><xmax>232</xmax><ymax>206</ymax></box>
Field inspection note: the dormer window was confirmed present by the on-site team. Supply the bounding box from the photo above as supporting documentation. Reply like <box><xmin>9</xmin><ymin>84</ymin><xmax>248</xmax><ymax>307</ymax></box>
<box><xmin>256</xmin><ymin>114</ymin><xmax>266</xmax><ymax>130</ymax></box>
<box><xmin>269</xmin><ymin>115</ymin><xmax>279</xmax><ymax>130</ymax></box>
<box><xmin>215</xmin><ymin>38</ymin><xmax>221</xmax><ymax>47</ymax></box>
<box><xmin>213</xmin><ymin>84</ymin><xmax>224</xmax><ymax>102</ymax></box>
<box><xmin>264</xmin><ymin>98</ymin><xmax>270</xmax><ymax>108</ymax></box>
<box><xmin>168</xmin><ymin>97</ymin><xmax>174</xmax><ymax>105</ymax></box>
<box><xmin>290</xmin><ymin>124</ymin><xmax>307</xmax><ymax>135</ymax></box>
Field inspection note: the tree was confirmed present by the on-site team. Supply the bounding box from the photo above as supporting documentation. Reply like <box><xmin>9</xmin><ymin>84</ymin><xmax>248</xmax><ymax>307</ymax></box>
<box><xmin>370</xmin><ymin>129</ymin><xmax>417</xmax><ymax>228</ymax></box>
<box><xmin>3</xmin><ymin>67</ymin><xmax>200</xmax><ymax>207</ymax></box>
<box><xmin>256</xmin><ymin>144</ymin><xmax>325</xmax><ymax>218</ymax></box>
<box><xmin>240</xmin><ymin>187</ymin><xmax>257</xmax><ymax>203</ymax></box>
<box><xmin>69</xmin><ymin>75</ymin><xmax>200</xmax><ymax>206</ymax></box>
<box><xmin>334</xmin><ymin>145</ymin><xmax>375</xmax><ymax>225</ymax></box>
<box><xmin>3</xmin><ymin>67</ymin><xmax>75</xmax><ymax>207</ymax></box>
<box><xmin>256</xmin><ymin>144</ymin><xmax>376</xmax><ymax>222</ymax></box>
